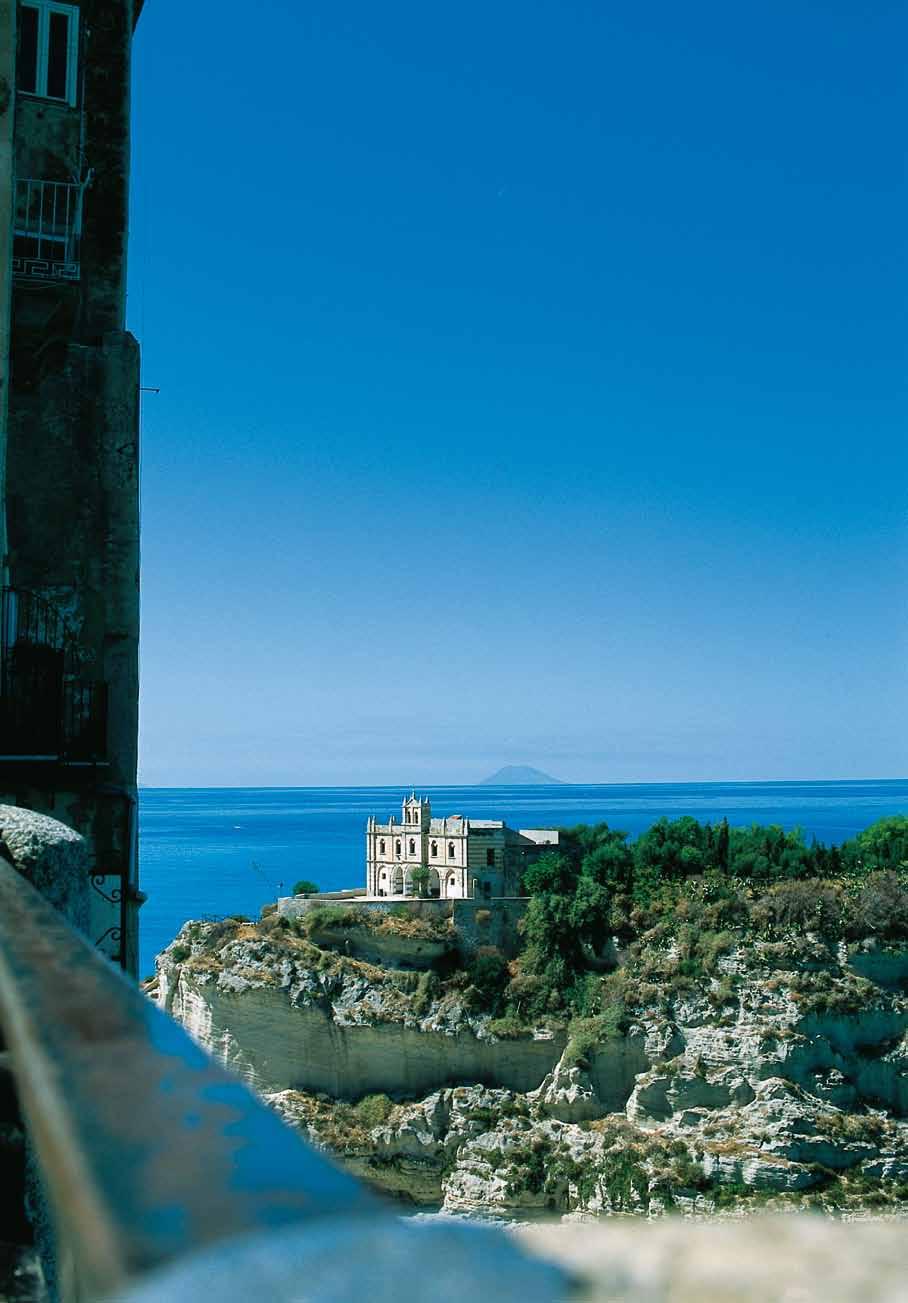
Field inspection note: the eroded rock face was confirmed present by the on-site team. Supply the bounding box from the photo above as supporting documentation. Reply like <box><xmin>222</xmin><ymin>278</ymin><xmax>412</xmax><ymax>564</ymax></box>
<box><xmin>154</xmin><ymin>923</ymin><xmax>908</xmax><ymax>1217</ymax></box>
<box><xmin>154</xmin><ymin>923</ymin><xmax>566</xmax><ymax>1100</ymax></box>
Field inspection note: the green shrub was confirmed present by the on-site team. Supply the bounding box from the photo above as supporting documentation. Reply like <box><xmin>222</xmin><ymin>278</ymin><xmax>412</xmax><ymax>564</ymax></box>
<box><xmin>845</xmin><ymin>816</ymin><xmax>908</xmax><ymax>875</ymax></box>
<box><xmin>170</xmin><ymin>943</ymin><xmax>190</xmax><ymax>963</ymax></box>
<box><xmin>411</xmin><ymin>970</ymin><xmax>439</xmax><ymax>1016</ymax></box>
<box><xmin>599</xmin><ymin>1145</ymin><xmax>650</xmax><ymax>1209</ymax></box>
<box><xmin>293</xmin><ymin>879</ymin><xmax>320</xmax><ymax>896</ymax></box>
<box><xmin>302</xmin><ymin>906</ymin><xmax>361</xmax><ymax>932</ymax></box>
<box><xmin>467</xmin><ymin>947</ymin><xmax>510</xmax><ymax>1009</ymax></box>
<box><xmin>848</xmin><ymin>871</ymin><xmax>908</xmax><ymax>940</ymax></box>
<box><xmin>751</xmin><ymin>880</ymin><xmax>845</xmax><ymax>936</ymax></box>
<box><xmin>354</xmin><ymin>1093</ymin><xmax>394</xmax><ymax>1128</ymax></box>
<box><xmin>669</xmin><ymin>1155</ymin><xmax>710</xmax><ymax>1190</ymax></box>
<box><xmin>564</xmin><ymin>1003</ymin><xmax>626</xmax><ymax>1065</ymax></box>
<box><xmin>258</xmin><ymin>913</ymin><xmax>290</xmax><ymax>936</ymax></box>
<box><xmin>708</xmin><ymin>975</ymin><xmax>738</xmax><ymax>1007</ymax></box>
<box><xmin>488</xmin><ymin>1013</ymin><xmax>526</xmax><ymax>1039</ymax></box>
<box><xmin>697</xmin><ymin>930</ymin><xmax>736</xmax><ymax>971</ymax></box>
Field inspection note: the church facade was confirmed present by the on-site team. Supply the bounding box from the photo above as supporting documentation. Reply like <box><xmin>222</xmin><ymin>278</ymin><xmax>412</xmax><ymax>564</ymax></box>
<box><xmin>365</xmin><ymin>794</ymin><xmax>558</xmax><ymax>900</ymax></box>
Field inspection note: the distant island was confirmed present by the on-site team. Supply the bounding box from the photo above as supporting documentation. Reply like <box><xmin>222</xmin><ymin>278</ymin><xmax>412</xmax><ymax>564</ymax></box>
<box><xmin>479</xmin><ymin>765</ymin><xmax>563</xmax><ymax>786</ymax></box>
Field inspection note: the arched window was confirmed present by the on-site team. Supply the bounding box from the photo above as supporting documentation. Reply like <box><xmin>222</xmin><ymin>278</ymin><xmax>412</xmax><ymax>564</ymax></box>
<box><xmin>448</xmin><ymin>842</ymin><xmax>455</xmax><ymax>859</ymax></box>
<box><xmin>409</xmin><ymin>839</ymin><xmax>415</xmax><ymax>854</ymax></box>
<box><xmin>395</xmin><ymin>840</ymin><xmax>401</xmax><ymax>858</ymax></box>
<box><xmin>430</xmin><ymin>841</ymin><xmax>438</xmax><ymax>857</ymax></box>
<box><xmin>379</xmin><ymin>839</ymin><xmax>385</xmax><ymax>855</ymax></box>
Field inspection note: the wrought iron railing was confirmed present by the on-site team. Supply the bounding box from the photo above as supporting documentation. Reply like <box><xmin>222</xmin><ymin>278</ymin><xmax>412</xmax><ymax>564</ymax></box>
<box><xmin>0</xmin><ymin>859</ymin><xmax>569</xmax><ymax>1303</ymax></box>
<box><xmin>12</xmin><ymin>178</ymin><xmax>82</xmax><ymax>282</ymax></box>
<box><xmin>0</xmin><ymin>588</ymin><xmax>107</xmax><ymax>761</ymax></box>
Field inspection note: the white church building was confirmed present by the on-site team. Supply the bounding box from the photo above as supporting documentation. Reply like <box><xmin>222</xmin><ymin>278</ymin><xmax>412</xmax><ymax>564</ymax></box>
<box><xmin>365</xmin><ymin>794</ymin><xmax>559</xmax><ymax>900</ymax></box>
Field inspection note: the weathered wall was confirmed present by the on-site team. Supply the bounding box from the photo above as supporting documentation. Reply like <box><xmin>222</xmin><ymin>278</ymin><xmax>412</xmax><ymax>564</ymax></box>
<box><xmin>278</xmin><ymin>895</ymin><xmax>452</xmax><ymax>924</ymax></box>
<box><xmin>0</xmin><ymin>0</ymin><xmax>13</xmax><ymax>578</ymax></box>
<box><xmin>3</xmin><ymin>0</ymin><xmax>140</xmax><ymax>973</ymax></box>
<box><xmin>452</xmin><ymin>898</ymin><xmax>528</xmax><ymax>955</ymax></box>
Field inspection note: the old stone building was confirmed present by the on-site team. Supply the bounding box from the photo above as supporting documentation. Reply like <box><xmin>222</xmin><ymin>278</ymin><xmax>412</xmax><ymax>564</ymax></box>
<box><xmin>366</xmin><ymin>794</ymin><xmax>558</xmax><ymax>900</ymax></box>
<box><xmin>0</xmin><ymin>0</ymin><xmax>143</xmax><ymax>972</ymax></box>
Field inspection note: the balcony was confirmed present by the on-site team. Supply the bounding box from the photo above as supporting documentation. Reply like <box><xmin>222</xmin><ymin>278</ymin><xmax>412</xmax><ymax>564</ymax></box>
<box><xmin>12</xmin><ymin>178</ymin><xmax>81</xmax><ymax>283</ymax></box>
<box><xmin>0</xmin><ymin>587</ymin><xmax>107</xmax><ymax>763</ymax></box>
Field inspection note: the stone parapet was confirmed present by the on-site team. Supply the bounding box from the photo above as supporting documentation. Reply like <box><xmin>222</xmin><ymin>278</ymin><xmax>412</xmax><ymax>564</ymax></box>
<box><xmin>0</xmin><ymin>803</ymin><xmax>89</xmax><ymax>932</ymax></box>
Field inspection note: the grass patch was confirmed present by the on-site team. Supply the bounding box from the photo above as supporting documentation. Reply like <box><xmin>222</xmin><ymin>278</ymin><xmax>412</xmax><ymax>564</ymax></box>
<box><xmin>563</xmin><ymin>1003</ymin><xmax>627</xmax><ymax>1066</ymax></box>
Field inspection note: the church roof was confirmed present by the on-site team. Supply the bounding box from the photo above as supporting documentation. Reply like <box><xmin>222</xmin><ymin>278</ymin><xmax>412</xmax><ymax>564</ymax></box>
<box><xmin>429</xmin><ymin>817</ymin><xmax>465</xmax><ymax>833</ymax></box>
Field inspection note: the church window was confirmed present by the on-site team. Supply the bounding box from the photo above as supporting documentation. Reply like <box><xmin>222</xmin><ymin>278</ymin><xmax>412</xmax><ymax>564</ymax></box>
<box><xmin>395</xmin><ymin>840</ymin><xmax>401</xmax><ymax>857</ymax></box>
<box><xmin>379</xmin><ymin>839</ymin><xmax>385</xmax><ymax>855</ymax></box>
<box><xmin>448</xmin><ymin>841</ymin><xmax>455</xmax><ymax>859</ymax></box>
<box><xmin>448</xmin><ymin>876</ymin><xmax>456</xmax><ymax>888</ymax></box>
<box><xmin>486</xmin><ymin>849</ymin><xmax>495</xmax><ymax>867</ymax></box>
<box><xmin>430</xmin><ymin>841</ymin><xmax>438</xmax><ymax>857</ymax></box>
<box><xmin>409</xmin><ymin>839</ymin><xmax>415</xmax><ymax>854</ymax></box>
<box><xmin>18</xmin><ymin>2</ymin><xmax>79</xmax><ymax>105</ymax></box>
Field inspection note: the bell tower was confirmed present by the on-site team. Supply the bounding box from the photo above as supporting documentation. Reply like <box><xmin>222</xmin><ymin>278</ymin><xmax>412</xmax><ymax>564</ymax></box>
<box><xmin>402</xmin><ymin>792</ymin><xmax>431</xmax><ymax>831</ymax></box>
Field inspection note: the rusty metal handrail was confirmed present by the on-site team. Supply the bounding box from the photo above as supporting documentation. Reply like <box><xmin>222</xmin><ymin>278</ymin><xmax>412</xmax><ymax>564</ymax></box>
<box><xmin>0</xmin><ymin>859</ymin><xmax>380</xmax><ymax>1299</ymax></box>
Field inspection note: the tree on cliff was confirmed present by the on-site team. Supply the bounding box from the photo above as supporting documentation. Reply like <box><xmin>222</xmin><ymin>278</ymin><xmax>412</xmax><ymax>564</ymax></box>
<box><xmin>410</xmin><ymin>865</ymin><xmax>431</xmax><ymax>897</ymax></box>
<box><xmin>844</xmin><ymin>815</ymin><xmax>908</xmax><ymax>874</ymax></box>
<box><xmin>518</xmin><ymin>831</ymin><xmax>633</xmax><ymax>1012</ymax></box>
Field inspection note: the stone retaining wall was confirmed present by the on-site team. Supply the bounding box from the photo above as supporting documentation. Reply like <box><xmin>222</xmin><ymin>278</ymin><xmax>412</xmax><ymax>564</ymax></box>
<box><xmin>276</xmin><ymin>893</ymin><xmax>530</xmax><ymax>957</ymax></box>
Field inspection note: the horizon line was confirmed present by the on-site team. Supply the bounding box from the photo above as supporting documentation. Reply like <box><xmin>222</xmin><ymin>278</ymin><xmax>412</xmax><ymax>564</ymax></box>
<box><xmin>135</xmin><ymin>776</ymin><xmax>908</xmax><ymax>791</ymax></box>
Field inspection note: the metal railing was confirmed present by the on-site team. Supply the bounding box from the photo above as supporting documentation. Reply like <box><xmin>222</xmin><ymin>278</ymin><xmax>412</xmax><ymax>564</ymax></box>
<box><xmin>0</xmin><ymin>859</ymin><xmax>570</xmax><ymax>1302</ymax></box>
<box><xmin>12</xmin><ymin>178</ymin><xmax>82</xmax><ymax>282</ymax></box>
<box><xmin>0</xmin><ymin>588</ymin><xmax>108</xmax><ymax>761</ymax></box>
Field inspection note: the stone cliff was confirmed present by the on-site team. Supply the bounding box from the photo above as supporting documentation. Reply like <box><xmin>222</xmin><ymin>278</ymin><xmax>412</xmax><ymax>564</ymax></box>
<box><xmin>150</xmin><ymin>916</ymin><xmax>908</xmax><ymax>1217</ymax></box>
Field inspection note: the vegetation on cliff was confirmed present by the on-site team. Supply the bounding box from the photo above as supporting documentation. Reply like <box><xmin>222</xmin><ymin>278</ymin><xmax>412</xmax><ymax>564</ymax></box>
<box><xmin>502</xmin><ymin>815</ymin><xmax>908</xmax><ymax>1027</ymax></box>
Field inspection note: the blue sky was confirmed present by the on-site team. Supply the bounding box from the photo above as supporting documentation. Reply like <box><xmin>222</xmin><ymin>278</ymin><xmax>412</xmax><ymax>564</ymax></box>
<box><xmin>130</xmin><ymin>1</ymin><xmax>907</xmax><ymax>786</ymax></box>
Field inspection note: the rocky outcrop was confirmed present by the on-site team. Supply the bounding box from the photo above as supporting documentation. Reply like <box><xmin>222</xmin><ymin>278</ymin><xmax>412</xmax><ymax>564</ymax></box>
<box><xmin>153</xmin><ymin>921</ymin><xmax>908</xmax><ymax>1217</ymax></box>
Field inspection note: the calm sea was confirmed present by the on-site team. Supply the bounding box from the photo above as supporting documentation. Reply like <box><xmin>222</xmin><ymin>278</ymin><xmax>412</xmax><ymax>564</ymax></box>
<box><xmin>138</xmin><ymin>780</ymin><xmax>908</xmax><ymax>977</ymax></box>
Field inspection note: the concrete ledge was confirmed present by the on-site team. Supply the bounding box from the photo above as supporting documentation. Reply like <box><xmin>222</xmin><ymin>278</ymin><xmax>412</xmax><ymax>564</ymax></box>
<box><xmin>523</xmin><ymin>1214</ymin><xmax>908</xmax><ymax>1302</ymax></box>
